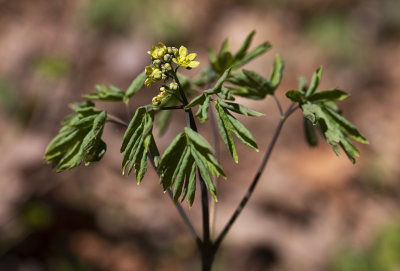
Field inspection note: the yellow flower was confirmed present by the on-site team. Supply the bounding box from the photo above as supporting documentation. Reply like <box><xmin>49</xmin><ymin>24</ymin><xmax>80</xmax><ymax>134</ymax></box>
<box><xmin>172</xmin><ymin>46</ymin><xmax>200</xmax><ymax>68</ymax></box>
<box><xmin>144</xmin><ymin>66</ymin><xmax>162</xmax><ymax>87</ymax></box>
<box><xmin>148</xmin><ymin>42</ymin><xmax>167</xmax><ymax>59</ymax></box>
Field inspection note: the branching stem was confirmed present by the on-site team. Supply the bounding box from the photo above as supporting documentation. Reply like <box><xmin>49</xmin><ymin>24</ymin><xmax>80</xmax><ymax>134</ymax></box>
<box><xmin>213</xmin><ymin>102</ymin><xmax>297</xmax><ymax>251</ymax></box>
<box><xmin>272</xmin><ymin>94</ymin><xmax>284</xmax><ymax>116</ymax></box>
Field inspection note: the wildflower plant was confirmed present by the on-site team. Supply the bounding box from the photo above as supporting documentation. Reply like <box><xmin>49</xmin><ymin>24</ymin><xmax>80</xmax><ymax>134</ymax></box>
<box><xmin>45</xmin><ymin>31</ymin><xmax>368</xmax><ymax>270</ymax></box>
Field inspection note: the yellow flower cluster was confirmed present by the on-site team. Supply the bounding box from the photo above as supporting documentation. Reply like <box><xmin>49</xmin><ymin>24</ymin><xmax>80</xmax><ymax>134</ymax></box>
<box><xmin>145</xmin><ymin>42</ymin><xmax>200</xmax><ymax>105</ymax></box>
<box><xmin>147</xmin><ymin>42</ymin><xmax>167</xmax><ymax>59</ymax></box>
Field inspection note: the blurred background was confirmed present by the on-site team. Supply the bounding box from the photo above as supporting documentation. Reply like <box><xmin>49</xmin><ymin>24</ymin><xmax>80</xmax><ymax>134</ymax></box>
<box><xmin>1</xmin><ymin>0</ymin><xmax>400</xmax><ymax>270</ymax></box>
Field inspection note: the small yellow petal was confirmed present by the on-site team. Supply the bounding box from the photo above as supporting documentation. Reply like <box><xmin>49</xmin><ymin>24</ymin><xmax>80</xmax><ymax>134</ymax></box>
<box><xmin>187</xmin><ymin>53</ymin><xmax>197</xmax><ymax>61</ymax></box>
<box><xmin>179</xmin><ymin>46</ymin><xmax>188</xmax><ymax>57</ymax></box>
<box><xmin>188</xmin><ymin>61</ymin><xmax>200</xmax><ymax>68</ymax></box>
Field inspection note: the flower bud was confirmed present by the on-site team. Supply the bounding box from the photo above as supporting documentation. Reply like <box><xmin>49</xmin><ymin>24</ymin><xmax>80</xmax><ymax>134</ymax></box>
<box><xmin>153</xmin><ymin>59</ymin><xmax>161</xmax><ymax>67</ymax></box>
<box><xmin>161</xmin><ymin>73</ymin><xmax>167</xmax><ymax>80</ymax></box>
<box><xmin>163</xmin><ymin>54</ymin><xmax>172</xmax><ymax>62</ymax></box>
<box><xmin>160</xmin><ymin>86</ymin><xmax>167</xmax><ymax>93</ymax></box>
<box><xmin>152</xmin><ymin>96</ymin><xmax>161</xmax><ymax>106</ymax></box>
<box><xmin>163</xmin><ymin>63</ymin><xmax>172</xmax><ymax>72</ymax></box>
<box><xmin>153</xmin><ymin>69</ymin><xmax>162</xmax><ymax>80</ymax></box>
<box><xmin>169</xmin><ymin>82</ymin><xmax>178</xmax><ymax>90</ymax></box>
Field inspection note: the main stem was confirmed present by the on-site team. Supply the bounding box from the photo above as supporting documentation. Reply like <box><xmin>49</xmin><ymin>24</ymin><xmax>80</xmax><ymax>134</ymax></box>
<box><xmin>173</xmin><ymin>73</ymin><xmax>213</xmax><ymax>270</ymax></box>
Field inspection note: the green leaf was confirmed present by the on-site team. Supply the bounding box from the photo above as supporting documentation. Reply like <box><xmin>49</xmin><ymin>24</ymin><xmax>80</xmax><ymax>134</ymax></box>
<box><xmin>120</xmin><ymin>107</ymin><xmax>146</xmax><ymax>152</ymax></box>
<box><xmin>215</xmin><ymin>101</ymin><xmax>238</xmax><ymax>162</ymax></box>
<box><xmin>204</xmin><ymin>68</ymin><xmax>232</xmax><ymax>95</ymax></box>
<box><xmin>301</xmin><ymin>102</ymin><xmax>367</xmax><ymax>163</ymax></box>
<box><xmin>172</xmin><ymin>149</ymin><xmax>193</xmax><ymax>202</ymax></box>
<box><xmin>232</xmin><ymin>42</ymin><xmax>272</xmax><ymax>69</ymax></box>
<box><xmin>83</xmin><ymin>85</ymin><xmax>125</xmax><ymax>102</ymax></box>
<box><xmin>208</xmin><ymin>47</ymin><xmax>217</xmax><ymax>64</ymax></box>
<box><xmin>269</xmin><ymin>55</ymin><xmax>284</xmax><ymax>89</ymax></box>
<box><xmin>45</xmin><ymin>102</ymin><xmax>107</xmax><ymax>172</ymax></box>
<box><xmin>219</xmin><ymin>38</ymin><xmax>230</xmax><ymax>55</ymax></box>
<box><xmin>305</xmin><ymin>67</ymin><xmax>323</xmax><ymax>97</ymax></box>
<box><xmin>157</xmin><ymin>133</ymin><xmax>186</xmax><ymax>173</ymax></box>
<box><xmin>158</xmin><ymin>129</ymin><xmax>224</xmax><ymax>205</ymax></box>
<box><xmin>243</xmin><ymin>70</ymin><xmax>273</xmax><ymax>91</ymax></box>
<box><xmin>304</xmin><ymin>117</ymin><xmax>318</xmax><ymax>147</ymax></box>
<box><xmin>186</xmin><ymin>163</ymin><xmax>197</xmax><ymax>206</ymax></box>
<box><xmin>120</xmin><ymin>107</ymin><xmax>154</xmax><ymax>182</ymax></box>
<box><xmin>215</xmin><ymin>101</ymin><xmax>258</xmax><ymax>162</ymax></box>
<box><xmin>125</xmin><ymin>71</ymin><xmax>146</xmax><ymax>99</ymax></box>
<box><xmin>298</xmin><ymin>76</ymin><xmax>308</xmax><ymax>94</ymax></box>
<box><xmin>233</xmin><ymin>31</ymin><xmax>255</xmax><ymax>61</ymax></box>
<box><xmin>285</xmin><ymin>90</ymin><xmax>303</xmax><ymax>103</ymax></box>
<box><xmin>323</xmin><ymin>106</ymin><xmax>368</xmax><ymax>144</ymax></box>
<box><xmin>216</xmin><ymin>86</ymin><xmax>235</xmax><ymax>101</ymax></box>
<box><xmin>195</xmin><ymin>96</ymin><xmax>211</xmax><ymax>122</ymax></box>
<box><xmin>190</xmin><ymin>144</ymin><xmax>218</xmax><ymax>201</ymax></box>
<box><xmin>227</xmin><ymin>112</ymin><xmax>258</xmax><ymax>151</ymax></box>
<box><xmin>218</xmin><ymin>100</ymin><xmax>264</xmax><ymax>117</ymax></box>
<box><xmin>184</xmin><ymin>127</ymin><xmax>213</xmax><ymax>151</ymax></box>
<box><xmin>227</xmin><ymin>69</ymin><xmax>274</xmax><ymax>99</ymax></box>
<box><xmin>308</xmin><ymin>89</ymin><xmax>349</xmax><ymax>103</ymax></box>
<box><xmin>185</xmin><ymin>93</ymin><xmax>206</xmax><ymax>109</ymax></box>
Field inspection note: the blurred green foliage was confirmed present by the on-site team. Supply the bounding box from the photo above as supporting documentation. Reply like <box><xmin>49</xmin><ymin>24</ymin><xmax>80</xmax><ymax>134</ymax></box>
<box><xmin>80</xmin><ymin>0</ymin><xmax>188</xmax><ymax>42</ymax></box>
<box><xmin>84</xmin><ymin>0</ymin><xmax>133</xmax><ymax>34</ymax></box>
<box><xmin>304</xmin><ymin>14</ymin><xmax>361</xmax><ymax>64</ymax></box>
<box><xmin>0</xmin><ymin>79</ymin><xmax>18</xmax><ymax>115</ymax></box>
<box><xmin>33</xmin><ymin>56</ymin><xmax>70</xmax><ymax>79</ymax></box>
<box><xmin>21</xmin><ymin>201</ymin><xmax>53</xmax><ymax>231</ymax></box>
<box><xmin>329</xmin><ymin>221</ymin><xmax>400</xmax><ymax>271</ymax></box>
<box><xmin>0</xmin><ymin>79</ymin><xmax>32</xmax><ymax>125</ymax></box>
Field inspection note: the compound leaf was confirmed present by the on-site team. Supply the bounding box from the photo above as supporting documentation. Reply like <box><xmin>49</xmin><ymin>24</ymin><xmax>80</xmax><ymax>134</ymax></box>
<box><xmin>45</xmin><ymin>102</ymin><xmax>107</xmax><ymax>172</ymax></box>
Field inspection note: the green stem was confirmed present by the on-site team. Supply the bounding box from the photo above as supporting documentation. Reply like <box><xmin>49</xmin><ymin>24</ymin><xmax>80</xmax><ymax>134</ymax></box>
<box><xmin>173</xmin><ymin>71</ymin><xmax>213</xmax><ymax>270</ymax></box>
<box><xmin>213</xmin><ymin>102</ymin><xmax>298</xmax><ymax>251</ymax></box>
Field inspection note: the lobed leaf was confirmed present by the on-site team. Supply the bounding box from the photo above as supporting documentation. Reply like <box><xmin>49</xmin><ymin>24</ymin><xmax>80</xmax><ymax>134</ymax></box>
<box><xmin>301</xmin><ymin>102</ymin><xmax>367</xmax><ymax>163</ymax></box>
<box><xmin>120</xmin><ymin>107</ymin><xmax>154</xmax><ymax>182</ymax></box>
<box><xmin>45</xmin><ymin>102</ymin><xmax>107</xmax><ymax>172</ymax></box>
<box><xmin>158</xmin><ymin>129</ymin><xmax>224</xmax><ymax>205</ymax></box>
